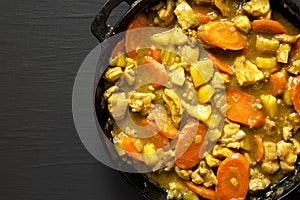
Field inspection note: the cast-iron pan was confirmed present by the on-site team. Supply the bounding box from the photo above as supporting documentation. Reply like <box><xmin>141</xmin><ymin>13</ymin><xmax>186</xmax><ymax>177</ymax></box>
<box><xmin>92</xmin><ymin>0</ymin><xmax>300</xmax><ymax>199</ymax></box>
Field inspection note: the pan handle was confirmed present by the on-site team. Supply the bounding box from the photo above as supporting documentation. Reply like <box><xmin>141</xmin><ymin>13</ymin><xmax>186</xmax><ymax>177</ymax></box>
<box><xmin>91</xmin><ymin>0</ymin><xmax>141</xmax><ymax>42</ymax></box>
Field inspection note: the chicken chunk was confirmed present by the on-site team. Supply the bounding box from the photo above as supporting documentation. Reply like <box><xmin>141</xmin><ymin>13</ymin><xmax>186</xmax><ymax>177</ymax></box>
<box><xmin>261</xmin><ymin>160</ymin><xmax>280</xmax><ymax>174</ymax></box>
<box><xmin>175</xmin><ymin>166</ymin><xmax>192</xmax><ymax>180</ymax></box>
<box><xmin>105</xmin><ymin>67</ymin><xmax>124</xmax><ymax>82</ymax></box>
<box><xmin>157</xmin><ymin>0</ymin><xmax>175</xmax><ymax>22</ymax></box>
<box><xmin>108</xmin><ymin>92</ymin><xmax>128</xmax><ymax>121</ymax></box>
<box><xmin>263</xmin><ymin>117</ymin><xmax>276</xmax><ymax>136</ymax></box>
<box><xmin>263</xmin><ymin>141</ymin><xmax>278</xmax><ymax>161</ymax></box>
<box><xmin>104</xmin><ymin>85</ymin><xmax>119</xmax><ymax>99</ymax></box>
<box><xmin>242</xmin><ymin>0</ymin><xmax>270</xmax><ymax>17</ymax></box>
<box><xmin>204</xmin><ymin>153</ymin><xmax>221</xmax><ymax>167</ymax></box>
<box><xmin>212</xmin><ymin>144</ymin><xmax>233</xmax><ymax>159</ymax></box>
<box><xmin>174</xmin><ymin>0</ymin><xmax>200</xmax><ymax>29</ymax></box>
<box><xmin>234</xmin><ymin>15</ymin><xmax>251</xmax><ymax>34</ymax></box>
<box><xmin>234</xmin><ymin>56</ymin><xmax>264</xmax><ymax>86</ymax></box>
<box><xmin>191</xmin><ymin>160</ymin><xmax>218</xmax><ymax>187</ymax></box>
<box><xmin>261</xmin><ymin>141</ymin><xmax>280</xmax><ymax>174</ymax></box>
<box><xmin>128</xmin><ymin>92</ymin><xmax>156</xmax><ymax>115</ymax></box>
<box><xmin>219</xmin><ymin>123</ymin><xmax>247</xmax><ymax>144</ymax></box>
<box><xmin>162</xmin><ymin>88</ymin><xmax>183</xmax><ymax>125</ymax></box>
<box><xmin>282</xmin><ymin>122</ymin><xmax>293</xmax><ymax>141</ymax></box>
<box><xmin>280</xmin><ymin>161</ymin><xmax>295</xmax><ymax>172</ymax></box>
<box><xmin>290</xmin><ymin>138</ymin><xmax>300</xmax><ymax>154</ymax></box>
<box><xmin>123</xmin><ymin>64</ymin><xmax>135</xmax><ymax>85</ymax></box>
<box><xmin>277</xmin><ymin>140</ymin><xmax>298</xmax><ymax>172</ymax></box>
<box><xmin>219</xmin><ymin>123</ymin><xmax>246</xmax><ymax>149</ymax></box>
<box><xmin>249</xmin><ymin>168</ymin><xmax>271</xmax><ymax>191</ymax></box>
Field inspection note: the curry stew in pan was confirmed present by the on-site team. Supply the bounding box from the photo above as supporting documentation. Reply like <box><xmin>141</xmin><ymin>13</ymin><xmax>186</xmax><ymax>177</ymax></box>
<box><xmin>100</xmin><ymin>0</ymin><xmax>300</xmax><ymax>199</ymax></box>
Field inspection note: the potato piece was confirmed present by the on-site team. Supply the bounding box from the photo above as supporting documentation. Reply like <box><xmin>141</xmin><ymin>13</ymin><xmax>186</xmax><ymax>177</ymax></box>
<box><xmin>181</xmin><ymin>100</ymin><xmax>212</xmax><ymax>122</ymax></box>
<box><xmin>255</xmin><ymin>57</ymin><xmax>277</xmax><ymax>69</ymax></box>
<box><xmin>151</xmin><ymin>28</ymin><xmax>189</xmax><ymax>46</ymax></box>
<box><xmin>197</xmin><ymin>84</ymin><xmax>215</xmax><ymax>104</ymax></box>
<box><xmin>260</xmin><ymin>94</ymin><xmax>278</xmax><ymax>118</ymax></box>
<box><xmin>169</xmin><ymin>66</ymin><xmax>185</xmax><ymax>86</ymax></box>
<box><xmin>143</xmin><ymin>143</ymin><xmax>159</xmax><ymax>166</ymax></box>
<box><xmin>277</xmin><ymin>43</ymin><xmax>291</xmax><ymax>64</ymax></box>
<box><xmin>190</xmin><ymin>59</ymin><xmax>214</xmax><ymax>88</ymax></box>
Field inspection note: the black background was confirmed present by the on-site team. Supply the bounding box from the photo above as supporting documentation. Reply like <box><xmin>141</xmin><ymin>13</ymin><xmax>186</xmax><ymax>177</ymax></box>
<box><xmin>0</xmin><ymin>0</ymin><xmax>299</xmax><ymax>199</ymax></box>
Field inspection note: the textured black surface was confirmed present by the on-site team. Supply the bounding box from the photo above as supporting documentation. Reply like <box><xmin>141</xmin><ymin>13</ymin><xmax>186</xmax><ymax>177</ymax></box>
<box><xmin>0</xmin><ymin>0</ymin><xmax>299</xmax><ymax>200</ymax></box>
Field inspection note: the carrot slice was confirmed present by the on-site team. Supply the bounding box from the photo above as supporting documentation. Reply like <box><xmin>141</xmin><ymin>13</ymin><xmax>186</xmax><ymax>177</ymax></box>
<box><xmin>149</xmin><ymin>46</ymin><xmax>161</xmax><ymax>63</ymax></box>
<box><xmin>209</xmin><ymin>54</ymin><xmax>234</xmax><ymax>75</ymax></box>
<box><xmin>148</xmin><ymin>132</ymin><xmax>170</xmax><ymax>149</ymax></box>
<box><xmin>192</xmin><ymin>5</ymin><xmax>220</xmax><ymax>24</ymax></box>
<box><xmin>144</xmin><ymin>56</ymin><xmax>169</xmax><ymax>88</ymax></box>
<box><xmin>252</xmin><ymin>19</ymin><xmax>288</xmax><ymax>34</ymax></box>
<box><xmin>111</xmin><ymin>39</ymin><xmax>125</xmax><ymax>59</ymax></box>
<box><xmin>269</xmin><ymin>70</ymin><xmax>287</xmax><ymax>96</ymax></box>
<box><xmin>197</xmin><ymin>21</ymin><xmax>247</xmax><ymax>50</ymax></box>
<box><xmin>226</xmin><ymin>89</ymin><xmax>265</xmax><ymax>128</ymax></box>
<box><xmin>115</xmin><ymin>132</ymin><xmax>143</xmax><ymax>162</ymax></box>
<box><xmin>139</xmin><ymin>118</ymin><xmax>170</xmax><ymax>149</ymax></box>
<box><xmin>253</xmin><ymin>134</ymin><xmax>264</xmax><ymax>162</ymax></box>
<box><xmin>126</xmin><ymin>14</ymin><xmax>148</xmax><ymax>58</ymax></box>
<box><xmin>216</xmin><ymin>153</ymin><xmax>249</xmax><ymax>200</ymax></box>
<box><xmin>149</xmin><ymin>106</ymin><xmax>178</xmax><ymax>139</ymax></box>
<box><xmin>185</xmin><ymin>181</ymin><xmax>216</xmax><ymax>200</ymax></box>
<box><xmin>175</xmin><ymin>121</ymin><xmax>207</xmax><ymax>169</ymax></box>
<box><xmin>290</xmin><ymin>75</ymin><xmax>300</xmax><ymax>115</ymax></box>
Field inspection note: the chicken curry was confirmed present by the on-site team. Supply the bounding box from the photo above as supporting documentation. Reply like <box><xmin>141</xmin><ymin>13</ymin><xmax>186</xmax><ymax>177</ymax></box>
<box><xmin>99</xmin><ymin>0</ymin><xmax>300</xmax><ymax>199</ymax></box>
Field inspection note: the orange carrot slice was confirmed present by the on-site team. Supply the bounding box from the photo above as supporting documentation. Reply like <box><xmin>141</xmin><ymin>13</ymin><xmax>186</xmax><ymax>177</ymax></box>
<box><xmin>209</xmin><ymin>54</ymin><xmax>234</xmax><ymax>75</ymax></box>
<box><xmin>226</xmin><ymin>89</ymin><xmax>265</xmax><ymax>128</ymax></box>
<box><xmin>252</xmin><ymin>19</ymin><xmax>288</xmax><ymax>34</ymax></box>
<box><xmin>198</xmin><ymin>21</ymin><xmax>247</xmax><ymax>50</ymax></box>
<box><xmin>216</xmin><ymin>153</ymin><xmax>249</xmax><ymax>200</ymax></box>
<box><xmin>149</xmin><ymin>46</ymin><xmax>161</xmax><ymax>63</ymax></box>
<box><xmin>139</xmin><ymin>118</ymin><xmax>170</xmax><ymax>149</ymax></box>
<box><xmin>115</xmin><ymin>132</ymin><xmax>143</xmax><ymax>162</ymax></box>
<box><xmin>144</xmin><ymin>56</ymin><xmax>168</xmax><ymax>88</ymax></box>
<box><xmin>290</xmin><ymin>75</ymin><xmax>300</xmax><ymax>115</ymax></box>
<box><xmin>126</xmin><ymin>14</ymin><xmax>148</xmax><ymax>58</ymax></box>
<box><xmin>185</xmin><ymin>181</ymin><xmax>216</xmax><ymax>200</ymax></box>
<box><xmin>253</xmin><ymin>134</ymin><xmax>264</xmax><ymax>162</ymax></box>
<box><xmin>269</xmin><ymin>70</ymin><xmax>287</xmax><ymax>96</ymax></box>
<box><xmin>175</xmin><ymin>121</ymin><xmax>207</xmax><ymax>169</ymax></box>
<box><xmin>149</xmin><ymin>105</ymin><xmax>178</xmax><ymax>139</ymax></box>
